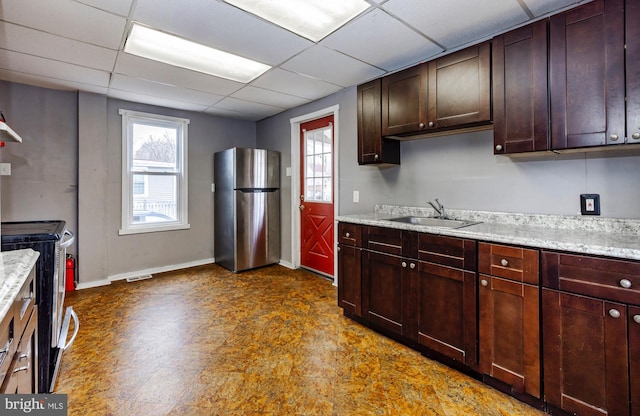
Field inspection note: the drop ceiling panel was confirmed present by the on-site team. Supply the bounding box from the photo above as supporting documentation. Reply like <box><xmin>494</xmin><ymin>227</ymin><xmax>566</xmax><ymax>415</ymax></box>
<box><xmin>523</xmin><ymin>0</ymin><xmax>583</xmax><ymax>16</ymax></box>
<box><xmin>251</xmin><ymin>69</ymin><xmax>342</xmax><ymax>100</ymax></box>
<box><xmin>74</xmin><ymin>0</ymin><xmax>134</xmax><ymax>16</ymax></box>
<box><xmin>213</xmin><ymin>97</ymin><xmax>284</xmax><ymax>119</ymax></box>
<box><xmin>281</xmin><ymin>45</ymin><xmax>385</xmax><ymax>87</ymax></box>
<box><xmin>132</xmin><ymin>0</ymin><xmax>313</xmax><ymax>66</ymax></box>
<box><xmin>0</xmin><ymin>22</ymin><xmax>117</xmax><ymax>71</ymax></box>
<box><xmin>231</xmin><ymin>86</ymin><xmax>311</xmax><ymax>108</ymax></box>
<box><xmin>321</xmin><ymin>8</ymin><xmax>443</xmax><ymax>71</ymax></box>
<box><xmin>113</xmin><ymin>53</ymin><xmax>244</xmax><ymax>96</ymax></box>
<box><xmin>383</xmin><ymin>0</ymin><xmax>529</xmax><ymax>49</ymax></box>
<box><xmin>0</xmin><ymin>50</ymin><xmax>110</xmax><ymax>87</ymax></box>
<box><xmin>0</xmin><ymin>69</ymin><xmax>109</xmax><ymax>95</ymax></box>
<box><xmin>109</xmin><ymin>74</ymin><xmax>224</xmax><ymax>106</ymax></box>
<box><xmin>109</xmin><ymin>89</ymin><xmax>210</xmax><ymax>112</ymax></box>
<box><xmin>0</xmin><ymin>0</ymin><xmax>127</xmax><ymax>49</ymax></box>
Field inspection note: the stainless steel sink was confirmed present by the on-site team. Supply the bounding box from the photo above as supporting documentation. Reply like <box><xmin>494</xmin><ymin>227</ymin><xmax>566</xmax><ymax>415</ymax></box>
<box><xmin>385</xmin><ymin>216</ymin><xmax>481</xmax><ymax>229</ymax></box>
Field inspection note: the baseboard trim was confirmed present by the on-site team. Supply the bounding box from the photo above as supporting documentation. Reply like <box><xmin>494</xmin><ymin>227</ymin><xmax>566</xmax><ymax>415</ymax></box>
<box><xmin>279</xmin><ymin>260</ymin><xmax>295</xmax><ymax>269</ymax></box>
<box><xmin>75</xmin><ymin>258</ymin><xmax>216</xmax><ymax>290</ymax></box>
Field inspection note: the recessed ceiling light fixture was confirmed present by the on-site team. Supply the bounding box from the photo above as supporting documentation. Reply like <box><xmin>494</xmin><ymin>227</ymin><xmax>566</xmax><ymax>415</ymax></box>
<box><xmin>124</xmin><ymin>23</ymin><xmax>271</xmax><ymax>83</ymax></box>
<box><xmin>224</xmin><ymin>0</ymin><xmax>370</xmax><ymax>42</ymax></box>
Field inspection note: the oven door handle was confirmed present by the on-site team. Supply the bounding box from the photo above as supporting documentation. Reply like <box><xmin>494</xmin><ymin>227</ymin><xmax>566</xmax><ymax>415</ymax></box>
<box><xmin>60</xmin><ymin>229</ymin><xmax>75</xmax><ymax>249</ymax></box>
<box><xmin>64</xmin><ymin>308</ymin><xmax>79</xmax><ymax>350</ymax></box>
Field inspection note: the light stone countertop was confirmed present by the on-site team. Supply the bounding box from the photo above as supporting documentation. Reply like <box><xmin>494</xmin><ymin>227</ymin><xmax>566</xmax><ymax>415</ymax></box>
<box><xmin>0</xmin><ymin>249</ymin><xmax>40</xmax><ymax>322</ymax></box>
<box><xmin>336</xmin><ymin>205</ymin><xmax>640</xmax><ymax>261</ymax></box>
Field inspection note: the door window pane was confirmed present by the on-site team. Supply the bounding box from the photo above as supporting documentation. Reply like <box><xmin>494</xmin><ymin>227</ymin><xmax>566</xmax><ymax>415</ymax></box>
<box><xmin>303</xmin><ymin>124</ymin><xmax>332</xmax><ymax>203</ymax></box>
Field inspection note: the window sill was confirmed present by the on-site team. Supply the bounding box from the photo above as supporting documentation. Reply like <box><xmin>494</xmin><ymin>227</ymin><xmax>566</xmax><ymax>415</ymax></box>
<box><xmin>119</xmin><ymin>223</ymin><xmax>191</xmax><ymax>235</ymax></box>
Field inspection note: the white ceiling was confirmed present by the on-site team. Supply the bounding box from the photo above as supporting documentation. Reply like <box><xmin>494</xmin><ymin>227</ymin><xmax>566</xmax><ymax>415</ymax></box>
<box><xmin>0</xmin><ymin>0</ymin><xmax>590</xmax><ymax>121</ymax></box>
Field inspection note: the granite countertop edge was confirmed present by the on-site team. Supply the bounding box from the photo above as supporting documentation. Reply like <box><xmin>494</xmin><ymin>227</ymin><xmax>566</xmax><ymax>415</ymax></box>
<box><xmin>0</xmin><ymin>249</ymin><xmax>40</xmax><ymax>322</ymax></box>
<box><xmin>336</xmin><ymin>205</ymin><xmax>640</xmax><ymax>261</ymax></box>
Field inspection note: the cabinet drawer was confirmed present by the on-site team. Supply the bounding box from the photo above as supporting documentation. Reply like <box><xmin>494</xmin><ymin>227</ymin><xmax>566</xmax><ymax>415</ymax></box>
<box><xmin>365</xmin><ymin>226</ymin><xmax>405</xmax><ymax>256</ymax></box>
<box><xmin>542</xmin><ymin>251</ymin><xmax>640</xmax><ymax>306</ymax></box>
<box><xmin>479</xmin><ymin>243</ymin><xmax>539</xmax><ymax>284</ymax></box>
<box><xmin>13</xmin><ymin>268</ymin><xmax>35</xmax><ymax>342</ymax></box>
<box><xmin>0</xmin><ymin>310</ymin><xmax>14</xmax><ymax>389</ymax></box>
<box><xmin>338</xmin><ymin>223</ymin><xmax>362</xmax><ymax>247</ymax></box>
<box><xmin>418</xmin><ymin>233</ymin><xmax>476</xmax><ymax>271</ymax></box>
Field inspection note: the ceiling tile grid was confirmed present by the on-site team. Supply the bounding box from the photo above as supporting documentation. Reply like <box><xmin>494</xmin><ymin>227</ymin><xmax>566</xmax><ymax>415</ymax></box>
<box><xmin>0</xmin><ymin>0</ymin><xmax>591</xmax><ymax>120</ymax></box>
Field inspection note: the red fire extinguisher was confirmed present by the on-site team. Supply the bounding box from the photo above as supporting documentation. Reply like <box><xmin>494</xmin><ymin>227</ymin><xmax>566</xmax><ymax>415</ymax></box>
<box><xmin>66</xmin><ymin>254</ymin><xmax>76</xmax><ymax>291</ymax></box>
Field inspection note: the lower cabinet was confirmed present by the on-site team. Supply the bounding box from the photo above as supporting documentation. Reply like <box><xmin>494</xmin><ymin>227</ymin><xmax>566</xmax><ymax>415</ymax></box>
<box><xmin>337</xmin><ymin>244</ymin><xmax>362</xmax><ymax>317</ymax></box>
<box><xmin>542</xmin><ymin>250</ymin><xmax>640</xmax><ymax>416</ymax></box>
<box><xmin>478</xmin><ymin>243</ymin><xmax>541</xmax><ymax>400</ymax></box>
<box><xmin>415</xmin><ymin>234</ymin><xmax>477</xmax><ymax>367</ymax></box>
<box><xmin>542</xmin><ymin>289</ymin><xmax>630</xmax><ymax>416</ymax></box>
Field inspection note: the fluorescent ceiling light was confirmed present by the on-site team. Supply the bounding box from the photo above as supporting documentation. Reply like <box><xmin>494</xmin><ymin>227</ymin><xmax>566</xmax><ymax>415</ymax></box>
<box><xmin>124</xmin><ymin>23</ymin><xmax>271</xmax><ymax>83</ymax></box>
<box><xmin>224</xmin><ymin>0</ymin><xmax>370</xmax><ymax>42</ymax></box>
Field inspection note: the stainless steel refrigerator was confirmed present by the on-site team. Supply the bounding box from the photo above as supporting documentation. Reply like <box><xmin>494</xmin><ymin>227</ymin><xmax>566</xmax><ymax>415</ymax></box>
<box><xmin>214</xmin><ymin>147</ymin><xmax>280</xmax><ymax>272</ymax></box>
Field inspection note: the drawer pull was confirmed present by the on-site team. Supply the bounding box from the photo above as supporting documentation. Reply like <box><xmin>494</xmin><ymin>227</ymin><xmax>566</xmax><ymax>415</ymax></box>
<box><xmin>13</xmin><ymin>363</ymin><xmax>29</xmax><ymax>373</ymax></box>
<box><xmin>345</xmin><ymin>232</ymin><xmax>350</xmax><ymax>238</ymax></box>
<box><xmin>619</xmin><ymin>279</ymin><xmax>632</xmax><ymax>289</ymax></box>
<box><xmin>409</xmin><ymin>263</ymin><xmax>416</xmax><ymax>269</ymax></box>
<box><xmin>634</xmin><ymin>315</ymin><xmax>640</xmax><ymax>324</ymax></box>
<box><xmin>500</xmin><ymin>259</ymin><xmax>508</xmax><ymax>267</ymax></box>
<box><xmin>481</xmin><ymin>279</ymin><xmax>488</xmax><ymax>287</ymax></box>
<box><xmin>608</xmin><ymin>309</ymin><xmax>621</xmax><ymax>319</ymax></box>
<box><xmin>401</xmin><ymin>261</ymin><xmax>407</xmax><ymax>268</ymax></box>
<box><xmin>18</xmin><ymin>353</ymin><xmax>28</xmax><ymax>362</ymax></box>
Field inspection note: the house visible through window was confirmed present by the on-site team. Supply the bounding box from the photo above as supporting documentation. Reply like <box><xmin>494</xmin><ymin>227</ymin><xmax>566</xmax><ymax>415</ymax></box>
<box><xmin>119</xmin><ymin>109</ymin><xmax>190</xmax><ymax>234</ymax></box>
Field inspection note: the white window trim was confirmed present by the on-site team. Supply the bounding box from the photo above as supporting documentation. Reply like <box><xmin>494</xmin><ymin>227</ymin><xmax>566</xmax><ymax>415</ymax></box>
<box><xmin>119</xmin><ymin>109</ymin><xmax>190</xmax><ymax>235</ymax></box>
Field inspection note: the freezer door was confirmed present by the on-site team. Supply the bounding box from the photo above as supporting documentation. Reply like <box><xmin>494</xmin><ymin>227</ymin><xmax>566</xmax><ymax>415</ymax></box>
<box><xmin>234</xmin><ymin>148</ymin><xmax>280</xmax><ymax>189</ymax></box>
<box><xmin>235</xmin><ymin>189</ymin><xmax>280</xmax><ymax>271</ymax></box>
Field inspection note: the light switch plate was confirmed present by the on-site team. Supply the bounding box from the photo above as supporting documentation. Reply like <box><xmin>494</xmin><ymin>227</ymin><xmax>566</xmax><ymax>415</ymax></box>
<box><xmin>0</xmin><ymin>163</ymin><xmax>11</xmax><ymax>176</ymax></box>
<box><xmin>580</xmin><ymin>194</ymin><xmax>600</xmax><ymax>215</ymax></box>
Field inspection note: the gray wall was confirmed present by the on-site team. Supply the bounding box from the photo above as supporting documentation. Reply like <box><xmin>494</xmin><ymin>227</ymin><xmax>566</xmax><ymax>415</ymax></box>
<box><xmin>2</xmin><ymin>81</ymin><xmax>256</xmax><ymax>285</ymax></box>
<box><xmin>257</xmin><ymin>85</ymin><xmax>640</xmax><ymax>265</ymax></box>
<box><xmin>0</xmin><ymin>81</ymin><xmax>78</xmax><ymax>255</ymax></box>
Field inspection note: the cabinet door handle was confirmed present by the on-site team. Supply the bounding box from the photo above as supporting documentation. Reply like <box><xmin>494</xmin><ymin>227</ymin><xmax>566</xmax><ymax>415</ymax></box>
<box><xmin>632</xmin><ymin>132</ymin><xmax>640</xmax><ymax>140</ymax></box>
<box><xmin>634</xmin><ymin>315</ymin><xmax>640</xmax><ymax>324</ymax></box>
<box><xmin>500</xmin><ymin>259</ymin><xmax>509</xmax><ymax>267</ymax></box>
<box><xmin>419</xmin><ymin>122</ymin><xmax>425</xmax><ymax>129</ymax></box>
<box><xmin>481</xmin><ymin>279</ymin><xmax>488</xmax><ymax>287</ymax></box>
<box><xmin>401</xmin><ymin>261</ymin><xmax>407</xmax><ymax>268</ymax></box>
<box><xmin>409</xmin><ymin>263</ymin><xmax>416</xmax><ymax>269</ymax></box>
<box><xmin>610</xmin><ymin>134</ymin><xmax>619</xmax><ymax>141</ymax></box>
<box><xmin>619</xmin><ymin>279</ymin><xmax>632</xmax><ymax>289</ymax></box>
<box><xmin>13</xmin><ymin>363</ymin><xmax>29</xmax><ymax>373</ymax></box>
<box><xmin>345</xmin><ymin>232</ymin><xmax>350</xmax><ymax>238</ymax></box>
<box><xmin>337</xmin><ymin>247</ymin><xmax>341</xmax><ymax>252</ymax></box>
<box><xmin>374</xmin><ymin>154</ymin><xmax>379</xmax><ymax>160</ymax></box>
<box><xmin>608</xmin><ymin>309</ymin><xmax>621</xmax><ymax>318</ymax></box>
<box><xmin>495</xmin><ymin>144</ymin><xmax>503</xmax><ymax>152</ymax></box>
<box><xmin>428</xmin><ymin>121</ymin><xmax>435</xmax><ymax>127</ymax></box>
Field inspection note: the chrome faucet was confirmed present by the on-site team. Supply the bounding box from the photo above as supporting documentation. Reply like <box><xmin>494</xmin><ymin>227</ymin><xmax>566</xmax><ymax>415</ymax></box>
<box><xmin>428</xmin><ymin>199</ymin><xmax>445</xmax><ymax>218</ymax></box>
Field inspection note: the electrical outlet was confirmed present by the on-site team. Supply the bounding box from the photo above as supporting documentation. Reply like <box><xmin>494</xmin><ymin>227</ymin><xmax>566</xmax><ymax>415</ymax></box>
<box><xmin>353</xmin><ymin>190</ymin><xmax>359</xmax><ymax>203</ymax></box>
<box><xmin>580</xmin><ymin>194</ymin><xmax>600</xmax><ymax>215</ymax></box>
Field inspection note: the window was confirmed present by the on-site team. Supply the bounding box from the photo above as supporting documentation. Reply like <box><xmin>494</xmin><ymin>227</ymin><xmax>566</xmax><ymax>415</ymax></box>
<box><xmin>119</xmin><ymin>109</ymin><xmax>189</xmax><ymax>234</ymax></box>
<box><xmin>304</xmin><ymin>123</ymin><xmax>332</xmax><ymax>202</ymax></box>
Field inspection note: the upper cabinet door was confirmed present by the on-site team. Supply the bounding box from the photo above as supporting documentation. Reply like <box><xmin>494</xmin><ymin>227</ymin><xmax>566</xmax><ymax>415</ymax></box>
<box><xmin>358</xmin><ymin>79</ymin><xmax>400</xmax><ymax>165</ymax></box>
<box><xmin>381</xmin><ymin>64</ymin><xmax>428</xmax><ymax>136</ymax></box>
<box><xmin>492</xmin><ymin>20</ymin><xmax>549</xmax><ymax>154</ymax></box>
<box><xmin>427</xmin><ymin>42</ymin><xmax>492</xmax><ymax>130</ymax></box>
<box><xmin>626</xmin><ymin>0</ymin><xmax>640</xmax><ymax>144</ymax></box>
<box><xmin>550</xmin><ymin>0</ymin><xmax>625</xmax><ymax>150</ymax></box>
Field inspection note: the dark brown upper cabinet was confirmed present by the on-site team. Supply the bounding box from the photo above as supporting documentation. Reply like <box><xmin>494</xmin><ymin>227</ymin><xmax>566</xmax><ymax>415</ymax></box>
<box><xmin>357</xmin><ymin>79</ymin><xmax>400</xmax><ymax>165</ymax></box>
<box><xmin>428</xmin><ymin>42</ymin><xmax>492</xmax><ymax>131</ymax></box>
<box><xmin>626</xmin><ymin>0</ymin><xmax>640</xmax><ymax>144</ymax></box>
<box><xmin>379</xmin><ymin>42</ymin><xmax>492</xmax><ymax>139</ymax></box>
<box><xmin>492</xmin><ymin>20</ymin><xmax>549</xmax><ymax>154</ymax></box>
<box><xmin>550</xmin><ymin>0</ymin><xmax>626</xmax><ymax>150</ymax></box>
<box><xmin>382</xmin><ymin>64</ymin><xmax>428</xmax><ymax>136</ymax></box>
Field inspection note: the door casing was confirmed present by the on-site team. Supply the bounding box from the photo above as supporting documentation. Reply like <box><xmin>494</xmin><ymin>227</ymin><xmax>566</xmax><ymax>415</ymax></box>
<box><xmin>289</xmin><ymin>105</ymin><xmax>340</xmax><ymax>284</ymax></box>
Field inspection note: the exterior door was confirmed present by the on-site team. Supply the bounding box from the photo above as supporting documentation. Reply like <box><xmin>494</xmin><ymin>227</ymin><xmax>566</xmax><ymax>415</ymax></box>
<box><xmin>299</xmin><ymin>115</ymin><xmax>334</xmax><ymax>276</ymax></box>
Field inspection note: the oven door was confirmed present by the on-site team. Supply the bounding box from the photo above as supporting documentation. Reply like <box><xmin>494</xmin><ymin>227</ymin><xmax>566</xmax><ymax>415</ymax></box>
<box><xmin>51</xmin><ymin>229</ymin><xmax>74</xmax><ymax>348</ymax></box>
